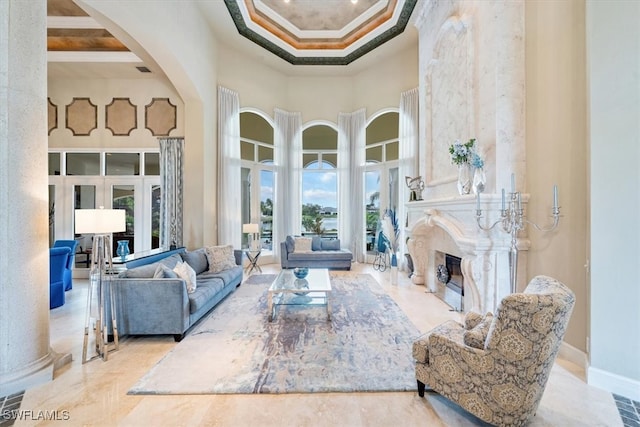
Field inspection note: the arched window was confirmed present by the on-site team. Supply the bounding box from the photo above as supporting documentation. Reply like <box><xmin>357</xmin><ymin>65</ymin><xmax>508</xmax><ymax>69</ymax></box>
<box><xmin>301</xmin><ymin>124</ymin><xmax>338</xmax><ymax>238</ymax></box>
<box><xmin>364</xmin><ymin>111</ymin><xmax>399</xmax><ymax>255</ymax></box>
<box><xmin>240</xmin><ymin>111</ymin><xmax>274</xmax><ymax>251</ymax></box>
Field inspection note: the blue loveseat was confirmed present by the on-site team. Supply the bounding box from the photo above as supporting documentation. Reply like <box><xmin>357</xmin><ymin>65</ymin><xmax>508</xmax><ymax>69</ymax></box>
<box><xmin>107</xmin><ymin>247</ymin><xmax>242</xmax><ymax>341</ymax></box>
<box><xmin>280</xmin><ymin>235</ymin><xmax>352</xmax><ymax>270</ymax></box>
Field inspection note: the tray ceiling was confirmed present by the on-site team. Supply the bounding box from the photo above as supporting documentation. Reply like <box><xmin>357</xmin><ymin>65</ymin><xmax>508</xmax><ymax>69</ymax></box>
<box><xmin>224</xmin><ymin>0</ymin><xmax>418</xmax><ymax>65</ymax></box>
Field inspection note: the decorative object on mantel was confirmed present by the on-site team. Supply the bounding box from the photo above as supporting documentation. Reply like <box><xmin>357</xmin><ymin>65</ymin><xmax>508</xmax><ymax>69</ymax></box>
<box><xmin>470</xmin><ymin>151</ymin><xmax>486</xmax><ymax>195</ymax></box>
<box><xmin>475</xmin><ymin>173</ymin><xmax>561</xmax><ymax>293</ymax></box>
<box><xmin>382</xmin><ymin>208</ymin><xmax>400</xmax><ymax>285</ymax></box>
<box><xmin>449</xmin><ymin>138</ymin><xmax>483</xmax><ymax>195</ymax></box>
<box><xmin>405</xmin><ymin>176</ymin><xmax>425</xmax><ymax>201</ymax></box>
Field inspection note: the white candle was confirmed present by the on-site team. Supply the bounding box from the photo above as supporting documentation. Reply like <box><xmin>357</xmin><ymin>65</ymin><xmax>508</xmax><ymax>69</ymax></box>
<box><xmin>517</xmin><ymin>192</ymin><xmax>522</xmax><ymax>210</ymax></box>
<box><xmin>511</xmin><ymin>173</ymin><xmax>515</xmax><ymax>193</ymax></box>
<box><xmin>553</xmin><ymin>185</ymin><xmax>558</xmax><ymax>208</ymax></box>
<box><xmin>501</xmin><ymin>189</ymin><xmax>506</xmax><ymax>211</ymax></box>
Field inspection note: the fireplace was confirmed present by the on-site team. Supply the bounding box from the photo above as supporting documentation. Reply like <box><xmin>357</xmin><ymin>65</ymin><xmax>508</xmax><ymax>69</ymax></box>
<box><xmin>406</xmin><ymin>203</ymin><xmax>525</xmax><ymax>313</ymax></box>
<box><xmin>434</xmin><ymin>251</ymin><xmax>464</xmax><ymax>311</ymax></box>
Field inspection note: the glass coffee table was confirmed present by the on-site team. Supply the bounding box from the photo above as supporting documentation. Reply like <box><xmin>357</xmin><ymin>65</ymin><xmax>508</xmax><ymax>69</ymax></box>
<box><xmin>268</xmin><ymin>268</ymin><xmax>332</xmax><ymax>321</ymax></box>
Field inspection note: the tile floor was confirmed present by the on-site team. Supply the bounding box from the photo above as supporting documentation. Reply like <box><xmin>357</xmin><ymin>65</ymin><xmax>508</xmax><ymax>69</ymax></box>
<box><xmin>6</xmin><ymin>263</ymin><xmax>627</xmax><ymax>426</ymax></box>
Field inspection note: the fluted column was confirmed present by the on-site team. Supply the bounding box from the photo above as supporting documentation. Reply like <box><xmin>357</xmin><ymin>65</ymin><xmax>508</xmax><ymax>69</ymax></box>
<box><xmin>0</xmin><ymin>0</ymin><xmax>58</xmax><ymax>396</ymax></box>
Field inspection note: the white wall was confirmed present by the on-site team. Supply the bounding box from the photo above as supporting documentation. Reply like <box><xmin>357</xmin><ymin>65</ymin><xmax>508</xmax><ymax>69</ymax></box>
<box><xmin>217</xmin><ymin>43</ymin><xmax>418</xmax><ymax>124</ymax></box>
<box><xmin>525</xmin><ymin>0</ymin><xmax>588</xmax><ymax>354</ymax></box>
<box><xmin>587</xmin><ymin>0</ymin><xmax>640</xmax><ymax>400</ymax></box>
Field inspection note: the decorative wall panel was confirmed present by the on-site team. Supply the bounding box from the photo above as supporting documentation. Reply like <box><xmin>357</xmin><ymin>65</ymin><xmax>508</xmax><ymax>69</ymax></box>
<box><xmin>48</xmin><ymin>98</ymin><xmax>57</xmax><ymax>135</ymax></box>
<box><xmin>106</xmin><ymin>98</ymin><xmax>137</xmax><ymax>136</ymax></box>
<box><xmin>65</xmin><ymin>97</ymin><xmax>97</xmax><ymax>136</ymax></box>
<box><xmin>425</xmin><ymin>16</ymin><xmax>474</xmax><ymax>186</ymax></box>
<box><xmin>145</xmin><ymin>98</ymin><xmax>177</xmax><ymax>136</ymax></box>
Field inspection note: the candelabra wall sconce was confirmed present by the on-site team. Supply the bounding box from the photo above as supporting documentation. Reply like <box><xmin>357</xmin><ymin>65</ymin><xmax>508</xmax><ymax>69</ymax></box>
<box><xmin>475</xmin><ymin>174</ymin><xmax>561</xmax><ymax>293</ymax></box>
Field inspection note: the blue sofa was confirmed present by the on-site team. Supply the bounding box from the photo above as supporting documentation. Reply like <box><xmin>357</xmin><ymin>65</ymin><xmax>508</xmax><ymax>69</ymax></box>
<box><xmin>280</xmin><ymin>235</ymin><xmax>352</xmax><ymax>270</ymax></box>
<box><xmin>107</xmin><ymin>247</ymin><xmax>243</xmax><ymax>341</ymax></box>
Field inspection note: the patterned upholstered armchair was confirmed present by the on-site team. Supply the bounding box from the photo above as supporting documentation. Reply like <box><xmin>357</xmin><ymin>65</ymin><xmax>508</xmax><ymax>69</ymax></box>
<box><xmin>413</xmin><ymin>275</ymin><xmax>575</xmax><ymax>427</ymax></box>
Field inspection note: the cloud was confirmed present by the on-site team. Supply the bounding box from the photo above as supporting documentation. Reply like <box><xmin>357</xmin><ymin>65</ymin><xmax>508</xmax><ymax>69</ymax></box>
<box><xmin>319</xmin><ymin>173</ymin><xmax>336</xmax><ymax>184</ymax></box>
<box><xmin>302</xmin><ymin>188</ymin><xmax>337</xmax><ymax>206</ymax></box>
<box><xmin>260</xmin><ymin>185</ymin><xmax>273</xmax><ymax>199</ymax></box>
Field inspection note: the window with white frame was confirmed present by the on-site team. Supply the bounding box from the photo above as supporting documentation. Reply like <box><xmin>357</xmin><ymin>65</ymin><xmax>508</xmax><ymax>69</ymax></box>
<box><xmin>301</xmin><ymin>125</ymin><xmax>338</xmax><ymax>238</ymax></box>
<box><xmin>240</xmin><ymin>112</ymin><xmax>274</xmax><ymax>251</ymax></box>
<box><xmin>48</xmin><ymin>150</ymin><xmax>160</xmax><ymax>264</ymax></box>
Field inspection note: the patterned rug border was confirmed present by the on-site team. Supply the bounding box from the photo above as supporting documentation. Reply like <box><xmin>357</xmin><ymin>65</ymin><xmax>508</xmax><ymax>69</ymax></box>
<box><xmin>128</xmin><ymin>273</ymin><xmax>420</xmax><ymax>395</ymax></box>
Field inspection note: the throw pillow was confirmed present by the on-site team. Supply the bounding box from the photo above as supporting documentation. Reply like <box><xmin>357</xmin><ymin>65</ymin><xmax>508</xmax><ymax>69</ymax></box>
<box><xmin>293</xmin><ymin>237</ymin><xmax>313</xmax><ymax>253</ymax></box>
<box><xmin>153</xmin><ymin>264</ymin><xmax>178</xmax><ymax>279</ymax></box>
<box><xmin>173</xmin><ymin>261</ymin><xmax>197</xmax><ymax>293</ymax></box>
<box><xmin>311</xmin><ymin>235</ymin><xmax>323</xmax><ymax>251</ymax></box>
<box><xmin>123</xmin><ymin>262</ymin><xmax>160</xmax><ymax>278</ymax></box>
<box><xmin>285</xmin><ymin>235</ymin><xmax>296</xmax><ymax>253</ymax></box>
<box><xmin>321</xmin><ymin>239</ymin><xmax>341</xmax><ymax>251</ymax></box>
<box><xmin>205</xmin><ymin>245</ymin><xmax>236</xmax><ymax>273</ymax></box>
<box><xmin>463</xmin><ymin>312</ymin><xmax>494</xmax><ymax>349</ymax></box>
<box><xmin>463</xmin><ymin>311</ymin><xmax>484</xmax><ymax>330</ymax></box>
<box><xmin>181</xmin><ymin>249</ymin><xmax>208</xmax><ymax>275</ymax></box>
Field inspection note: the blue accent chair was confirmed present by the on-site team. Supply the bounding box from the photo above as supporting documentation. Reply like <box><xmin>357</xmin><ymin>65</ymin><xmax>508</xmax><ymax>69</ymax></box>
<box><xmin>53</xmin><ymin>240</ymin><xmax>78</xmax><ymax>290</ymax></box>
<box><xmin>50</xmin><ymin>247</ymin><xmax>70</xmax><ymax>309</ymax></box>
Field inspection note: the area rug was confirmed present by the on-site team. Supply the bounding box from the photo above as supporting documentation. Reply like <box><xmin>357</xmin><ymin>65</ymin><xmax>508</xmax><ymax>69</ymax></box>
<box><xmin>128</xmin><ymin>273</ymin><xmax>421</xmax><ymax>395</ymax></box>
<box><xmin>243</xmin><ymin>274</ymin><xmax>277</xmax><ymax>285</ymax></box>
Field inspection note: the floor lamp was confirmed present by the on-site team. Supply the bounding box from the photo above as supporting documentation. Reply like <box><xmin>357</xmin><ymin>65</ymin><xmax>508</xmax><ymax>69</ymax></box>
<box><xmin>75</xmin><ymin>208</ymin><xmax>126</xmax><ymax>363</ymax></box>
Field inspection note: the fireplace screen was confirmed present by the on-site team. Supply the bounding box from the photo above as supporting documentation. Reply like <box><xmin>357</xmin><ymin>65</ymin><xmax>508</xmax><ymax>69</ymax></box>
<box><xmin>434</xmin><ymin>251</ymin><xmax>464</xmax><ymax>311</ymax></box>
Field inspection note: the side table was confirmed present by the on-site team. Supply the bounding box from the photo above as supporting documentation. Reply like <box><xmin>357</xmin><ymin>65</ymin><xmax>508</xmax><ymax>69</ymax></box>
<box><xmin>244</xmin><ymin>249</ymin><xmax>262</xmax><ymax>275</ymax></box>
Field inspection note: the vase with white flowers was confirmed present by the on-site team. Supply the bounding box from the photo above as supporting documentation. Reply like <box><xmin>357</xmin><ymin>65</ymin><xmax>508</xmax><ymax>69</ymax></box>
<box><xmin>381</xmin><ymin>208</ymin><xmax>400</xmax><ymax>284</ymax></box>
<box><xmin>449</xmin><ymin>138</ymin><xmax>484</xmax><ymax>195</ymax></box>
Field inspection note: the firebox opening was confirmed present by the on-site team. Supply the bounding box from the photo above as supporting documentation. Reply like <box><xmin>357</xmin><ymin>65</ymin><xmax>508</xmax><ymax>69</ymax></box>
<box><xmin>434</xmin><ymin>251</ymin><xmax>464</xmax><ymax>311</ymax></box>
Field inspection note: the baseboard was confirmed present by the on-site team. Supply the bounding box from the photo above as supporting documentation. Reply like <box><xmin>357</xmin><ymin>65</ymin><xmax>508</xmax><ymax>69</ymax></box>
<box><xmin>588</xmin><ymin>366</ymin><xmax>640</xmax><ymax>401</ymax></box>
<box><xmin>558</xmin><ymin>341</ymin><xmax>588</xmax><ymax>370</ymax></box>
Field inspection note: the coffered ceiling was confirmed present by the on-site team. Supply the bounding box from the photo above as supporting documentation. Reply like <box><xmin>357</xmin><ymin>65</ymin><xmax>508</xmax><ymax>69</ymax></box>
<box><xmin>46</xmin><ymin>0</ymin><xmax>419</xmax><ymax>78</ymax></box>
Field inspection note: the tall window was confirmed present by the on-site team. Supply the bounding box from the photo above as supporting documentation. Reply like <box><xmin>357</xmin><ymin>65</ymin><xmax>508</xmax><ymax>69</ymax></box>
<box><xmin>48</xmin><ymin>150</ymin><xmax>160</xmax><ymax>266</ymax></box>
<box><xmin>365</xmin><ymin>112</ymin><xmax>399</xmax><ymax>256</ymax></box>
<box><xmin>240</xmin><ymin>111</ymin><xmax>274</xmax><ymax>251</ymax></box>
<box><xmin>302</xmin><ymin>125</ymin><xmax>338</xmax><ymax>238</ymax></box>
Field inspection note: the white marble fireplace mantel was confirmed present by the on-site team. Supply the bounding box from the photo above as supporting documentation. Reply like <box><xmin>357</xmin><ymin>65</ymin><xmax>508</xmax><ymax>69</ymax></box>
<box><xmin>405</xmin><ymin>195</ymin><xmax>530</xmax><ymax>313</ymax></box>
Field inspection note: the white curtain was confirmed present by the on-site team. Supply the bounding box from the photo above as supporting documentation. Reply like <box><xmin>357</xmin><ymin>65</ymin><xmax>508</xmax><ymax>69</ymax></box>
<box><xmin>398</xmin><ymin>87</ymin><xmax>419</xmax><ymax>266</ymax></box>
<box><xmin>338</xmin><ymin>108</ymin><xmax>366</xmax><ymax>263</ymax></box>
<box><xmin>159</xmin><ymin>137</ymin><xmax>184</xmax><ymax>249</ymax></box>
<box><xmin>217</xmin><ymin>86</ymin><xmax>241</xmax><ymax>248</ymax></box>
<box><xmin>274</xmin><ymin>108</ymin><xmax>302</xmax><ymax>258</ymax></box>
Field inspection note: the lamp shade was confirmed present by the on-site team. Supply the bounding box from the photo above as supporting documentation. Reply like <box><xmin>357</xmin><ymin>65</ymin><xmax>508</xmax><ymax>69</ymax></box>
<box><xmin>242</xmin><ymin>223</ymin><xmax>259</xmax><ymax>234</ymax></box>
<box><xmin>75</xmin><ymin>209</ymin><xmax>126</xmax><ymax>234</ymax></box>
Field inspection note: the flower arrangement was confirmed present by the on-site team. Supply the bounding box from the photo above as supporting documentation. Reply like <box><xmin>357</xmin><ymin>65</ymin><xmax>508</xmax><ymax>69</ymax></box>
<box><xmin>470</xmin><ymin>152</ymin><xmax>484</xmax><ymax>169</ymax></box>
<box><xmin>449</xmin><ymin>138</ymin><xmax>483</xmax><ymax>168</ymax></box>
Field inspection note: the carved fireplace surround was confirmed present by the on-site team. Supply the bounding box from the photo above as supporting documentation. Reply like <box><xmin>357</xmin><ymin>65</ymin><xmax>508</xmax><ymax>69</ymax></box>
<box><xmin>406</xmin><ymin>195</ymin><xmax>530</xmax><ymax>314</ymax></box>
